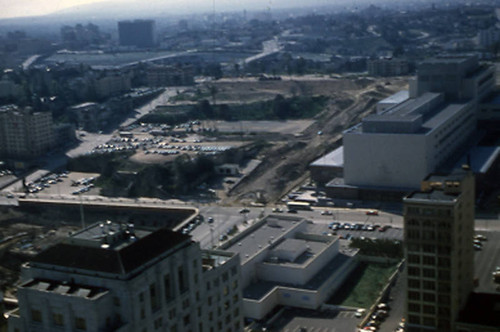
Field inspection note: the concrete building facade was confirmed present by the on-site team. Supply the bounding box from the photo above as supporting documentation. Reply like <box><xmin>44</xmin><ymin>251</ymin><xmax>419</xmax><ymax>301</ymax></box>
<box><xmin>403</xmin><ymin>170</ymin><xmax>475</xmax><ymax>332</ymax></box>
<box><xmin>220</xmin><ymin>215</ymin><xmax>358</xmax><ymax>320</ymax></box>
<box><xmin>6</xmin><ymin>221</ymin><xmax>243</xmax><ymax>332</ymax></box>
<box><xmin>0</xmin><ymin>105</ymin><xmax>54</xmax><ymax>160</ymax></box>
<box><xmin>342</xmin><ymin>56</ymin><xmax>495</xmax><ymax>190</ymax></box>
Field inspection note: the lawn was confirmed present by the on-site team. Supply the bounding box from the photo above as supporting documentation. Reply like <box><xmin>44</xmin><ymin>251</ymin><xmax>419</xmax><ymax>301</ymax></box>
<box><xmin>327</xmin><ymin>262</ymin><xmax>398</xmax><ymax>309</ymax></box>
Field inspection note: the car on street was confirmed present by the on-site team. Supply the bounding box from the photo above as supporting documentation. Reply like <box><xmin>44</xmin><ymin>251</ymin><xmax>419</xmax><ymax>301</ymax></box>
<box><xmin>239</xmin><ymin>208</ymin><xmax>250</xmax><ymax>214</ymax></box>
<box><xmin>366</xmin><ymin>210</ymin><xmax>379</xmax><ymax>216</ymax></box>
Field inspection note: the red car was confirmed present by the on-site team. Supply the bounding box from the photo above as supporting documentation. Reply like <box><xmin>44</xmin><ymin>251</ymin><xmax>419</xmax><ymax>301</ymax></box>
<box><xmin>366</xmin><ymin>210</ymin><xmax>379</xmax><ymax>216</ymax></box>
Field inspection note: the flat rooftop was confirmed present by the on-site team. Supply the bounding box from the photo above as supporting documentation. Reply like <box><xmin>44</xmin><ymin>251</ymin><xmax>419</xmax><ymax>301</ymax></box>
<box><xmin>21</xmin><ymin>278</ymin><xmax>108</xmax><ymax>300</ymax></box>
<box><xmin>454</xmin><ymin>146</ymin><xmax>500</xmax><ymax>174</ymax></box>
<box><xmin>405</xmin><ymin>190</ymin><xmax>458</xmax><ymax>203</ymax></box>
<box><xmin>30</xmin><ymin>223</ymin><xmax>191</xmax><ymax>275</ymax></box>
<box><xmin>310</xmin><ymin>146</ymin><xmax>344</xmax><ymax>167</ymax></box>
<box><xmin>224</xmin><ymin>215</ymin><xmax>305</xmax><ymax>264</ymax></box>
<box><xmin>422</xmin><ymin>102</ymin><xmax>468</xmax><ymax>130</ymax></box>
<box><xmin>243</xmin><ymin>253</ymin><xmax>352</xmax><ymax>300</ymax></box>
<box><xmin>379</xmin><ymin>92</ymin><xmax>441</xmax><ymax>118</ymax></box>
<box><xmin>378</xmin><ymin>90</ymin><xmax>409</xmax><ymax>105</ymax></box>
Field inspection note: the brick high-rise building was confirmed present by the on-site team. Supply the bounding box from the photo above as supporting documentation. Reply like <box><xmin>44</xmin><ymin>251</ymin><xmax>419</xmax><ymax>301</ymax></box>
<box><xmin>403</xmin><ymin>169</ymin><xmax>475</xmax><ymax>332</ymax></box>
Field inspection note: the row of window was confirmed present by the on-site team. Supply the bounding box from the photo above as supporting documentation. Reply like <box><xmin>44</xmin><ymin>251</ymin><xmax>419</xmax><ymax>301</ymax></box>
<box><xmin>31</xmin><ymin>309</ymin><xmax>87</xmax><ymax>330</ymax></box>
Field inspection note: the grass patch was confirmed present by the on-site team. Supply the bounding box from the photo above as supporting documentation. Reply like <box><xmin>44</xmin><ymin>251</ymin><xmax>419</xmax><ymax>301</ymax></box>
<box><xmin>327</xmin><ymin>262</ymin><xmax>397</xmax><ymax>309</ymax></box>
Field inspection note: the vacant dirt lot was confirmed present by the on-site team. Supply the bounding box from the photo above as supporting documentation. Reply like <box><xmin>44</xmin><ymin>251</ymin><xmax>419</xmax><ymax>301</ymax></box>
<box><xmin>211</xmin><ymin>76</ymin><xmax>409</xmax><ymax>205</ymax></box>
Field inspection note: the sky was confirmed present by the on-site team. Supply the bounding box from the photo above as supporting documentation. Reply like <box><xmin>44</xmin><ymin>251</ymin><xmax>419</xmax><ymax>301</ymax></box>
<box><xmin>0</xmin><ymin>0</ymin><xmax>343</xmax><ymax>19</ymax></box>
<box><xmin>0</xmin><ymin>0</ymin><xmax>109</xmax><ymax>19</ymax></box>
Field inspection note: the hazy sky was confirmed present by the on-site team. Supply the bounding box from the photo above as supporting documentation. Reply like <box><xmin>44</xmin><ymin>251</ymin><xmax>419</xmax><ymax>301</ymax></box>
<box><xmin>0</xmin><ymin>0</ymin><xmax>334</xmax><ymax>19</ymax></box>
<box><xmin>0</xmin><ymin>0</ymin><xmax>111</xmax><ymax>18</ymax></box>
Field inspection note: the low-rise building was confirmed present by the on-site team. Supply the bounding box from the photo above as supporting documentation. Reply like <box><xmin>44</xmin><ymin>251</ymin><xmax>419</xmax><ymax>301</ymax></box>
<box><xmin>220</xmin><ymin>215</ymin><xmax>358</xmax><ymax>320</ymax></box>
<box><xmin>147</xmin><ymin>65</ymin><xmax>194</xmax><ymax>87</ymax></box>
<box><xmin>367</xmin><ymin>58</ymin><xmax>409</xmax><ymax>77</ymax></box>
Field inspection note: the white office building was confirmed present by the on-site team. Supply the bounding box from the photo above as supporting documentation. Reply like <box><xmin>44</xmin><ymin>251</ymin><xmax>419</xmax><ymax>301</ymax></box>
<box><xmin>6</xmin><ymin>221</ymin><xmax>243</xmax><ymax>332</ymax></box>
<box><xmin>220</xmin><ymin>215</ymin><xmax>358</xmax><ymax>320</ymax></box>
<box><xmin>342</xmin><ymin>56</ymin><xmax>495</xmax><ymax>190</ymax></box>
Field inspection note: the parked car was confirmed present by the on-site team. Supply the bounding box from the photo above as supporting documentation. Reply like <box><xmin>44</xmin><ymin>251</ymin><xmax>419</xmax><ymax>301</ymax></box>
<box><xmin>366</xmin><ymin>210</ymin><xmax>379</xmax><ymax>216</ymax></box>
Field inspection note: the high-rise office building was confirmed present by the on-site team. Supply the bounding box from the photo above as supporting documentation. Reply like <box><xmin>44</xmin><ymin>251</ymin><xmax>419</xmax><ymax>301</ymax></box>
<box><xmin>6</xmin><ymin>221</ymin><xmax>243</xmax><ymax>332</ymax></box>
<box><xmin>403</xmin><ymin>169</ymin><xmax>475</xmax><ymax>332</ymax></box>
<box><xmin>118</xmin><ymin>20</ymin><xmax>155</xmax><ymax>48</ymax></box>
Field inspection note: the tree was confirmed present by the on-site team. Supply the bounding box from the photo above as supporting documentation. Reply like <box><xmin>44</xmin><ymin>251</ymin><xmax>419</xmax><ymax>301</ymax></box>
<box><xmin>272</xmin><ymin>94</ymin><xmax>289</xmax><ymax>119</ymax></box>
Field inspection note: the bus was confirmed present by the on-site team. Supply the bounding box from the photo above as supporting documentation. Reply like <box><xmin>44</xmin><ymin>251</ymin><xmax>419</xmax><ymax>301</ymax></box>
<box><xmin>286</xmin><ymin>201</ymin><xmax>312</xmax><ymax>211</ymax></box>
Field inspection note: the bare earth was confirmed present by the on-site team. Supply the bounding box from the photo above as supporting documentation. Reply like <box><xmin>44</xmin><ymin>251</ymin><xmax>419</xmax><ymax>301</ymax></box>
<box><xmin>201</xmin><ymin>75</ymin><xmax>410</xmax><ymax>205</ymax></box>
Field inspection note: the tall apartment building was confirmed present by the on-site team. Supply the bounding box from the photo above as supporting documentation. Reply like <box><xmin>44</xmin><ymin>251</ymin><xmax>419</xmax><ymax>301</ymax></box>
<box><xmin>0</xmin><ymin>105</ymin><xmax>54</xmax><ymax>160</ymax></box>
<box><xmin>403</xmin><ymin>169</ymin><xmax>475</xmax><ymax>332</ymax></box>
<box><xmin>118</xmin><ymin>20</ymin><xmax>155</xmax><ymax>48</ymax></box>
<box><xmin>6</xmin><ymin>221</ymin><xmax>243</xmax><ymax>332</ymax></box>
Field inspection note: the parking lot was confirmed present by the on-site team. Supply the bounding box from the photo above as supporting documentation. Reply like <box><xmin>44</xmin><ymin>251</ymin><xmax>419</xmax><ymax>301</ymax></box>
<box><xmin>24</xmin><ymin>171</ymin><xmax>100</xmax><ymax>197</ymax></box>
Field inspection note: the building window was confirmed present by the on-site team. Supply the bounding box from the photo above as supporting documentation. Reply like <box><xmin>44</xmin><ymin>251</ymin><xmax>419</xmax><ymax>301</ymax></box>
<box><xmin>223</xmin><ymin>286</ymin><xmax>229</xmax><ymax>296</ymax></box>
<box><xmin>183</xmin><ymin>314</ymin><xmax>190</xmax><ymax>326</ymax></box>
<box><xmin>150</xmin><ymin>283</ymin><xmax>160</xmax><ymax>312</ymax></box>
<box><xmin>233</xmin><ymin>294</ymin><xmax>239</xmax><ymax>303</ymax></box>
<box><xmin>222</xmin><ymin>272</ymin><xmax>229</xmax><ymax>282</ymax></box>
<box><xmin>232</xmin><ymin>280</ymin><xmax>238</xmax><ymax>290</ymax></box>
<box><xmin>75</xmin><ymin>317</ymin><xmax>87</xmax><ymax>330</ymax></box>
<box><xmin>169</xmin><ymin>308</ymin><xmax>176</xmax><ymax>319</ymax></box>
<box><xmin>408</xmin><ymin>302</ymin><xmax>420</xmax><ymax>313</ymax></box>
<box><xmin>423</xmin><ymin>293</ymin><xmax>435</xmax><ymax>302</ymax></box>
<box><xmin>31</xmin><ymin>309</ymin><xmax>42</xmax><ymax>323</ymax></box>
<box><xmin>423</xmin><ymin>317</ymin><xmax>436</xmax><ymax>326</ymax></box>
<box><xmin>423</xmin><ymin>268</ymin><xmax>435</xmax><ymax>278</ymax></box>
<box><xmin>408</xmin><ymin>291</ymin><xmax>420</xmax><ymax>300</ymax></box>
<box><xmin>231</xmin><ymin>266</ymin><xmax>237</xmax><ymax>276</ymax></box>
<box><xmin>154</xmin><ymin>317</ymin><xmax>163</xmax><ymax>329</ymax></box>
<box><xmin>423</xmin><ymin>305</ymin><xmax>435</xmax><ymax>314</ymax></box>
<box><xmin>140</xmin><ymin>307</ymin><xmax>145</xmax><ymax>319</ymax></box>
<box><xmin>422</xmin><ymin>256</ymin><xmax>435</xmax><ymax>265</ymax></box>
<box><xmin>234</xmin><ymin>308</ymin><xmax>239</xmax><ymax>317</ymax></box>
<box><xmin>423</xmin><ymin>281</ymin><xmax>436</xmax><ymax>290</ymax></box>
<box><xmin>408</xmin><ymin>279</ymin><xmax>420</xmax><ymax>288</ymax></box>
<box><xmin>408</xmin><ymin>254</ymin><xmax>420</xmax><ymax>264</ymax></box>
<box><xmin>139</xmin><ymin>292</ymin><xmax>145</xmax><ymax>302</ymax></box>
<box><xmin>178</xmin><ymin>266</ymin><xmax>188</xmax><ymax>293</ymax></box>
<box><xmin>164</xmin><ymin>274</ymin><xmax>173</xmax><ymax>301</ymax></box>
<box><xmin>408</xmin><ymin>267</ymin><xmax>420</xmax><ymax>276</ymax></box>
<box><xmin>53</xmin><ymin>313</ymin><xmax>63</xmax><ymax>326</ymax></box>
